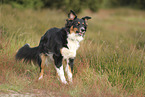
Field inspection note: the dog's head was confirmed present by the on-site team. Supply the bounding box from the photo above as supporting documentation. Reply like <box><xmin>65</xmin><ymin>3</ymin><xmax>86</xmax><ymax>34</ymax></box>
<box><xmin>65</xmin><ymin>10</ymin><xmax>91</xmax><ymax>37</ymax></box>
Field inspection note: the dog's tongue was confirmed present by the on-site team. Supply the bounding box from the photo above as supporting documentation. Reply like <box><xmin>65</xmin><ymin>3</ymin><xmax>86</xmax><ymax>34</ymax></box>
<box><xmin>78</xmin><ymin>33</ymin><xmax>82</xmax><ymax>36</ymax></box>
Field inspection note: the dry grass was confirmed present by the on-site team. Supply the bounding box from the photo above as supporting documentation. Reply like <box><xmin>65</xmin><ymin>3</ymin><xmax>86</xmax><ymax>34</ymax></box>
<box><xmin>0</xmin><ymin>5</ymin><xmax>145</xmax><ymax>96</ymax></box>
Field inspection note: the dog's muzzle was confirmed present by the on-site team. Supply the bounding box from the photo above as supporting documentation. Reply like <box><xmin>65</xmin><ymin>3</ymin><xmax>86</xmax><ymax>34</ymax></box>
<box><xmin>78</xmin><ymin>27</ymin><xmax>85</xmax><ymax>36</ymax></box>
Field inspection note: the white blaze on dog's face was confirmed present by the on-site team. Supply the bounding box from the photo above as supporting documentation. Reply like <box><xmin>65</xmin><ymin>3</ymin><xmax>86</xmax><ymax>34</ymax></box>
<box><xmin>66</xmin><ymin>10</ymin><xmax>91</xmax><ymax>37</ymax></box>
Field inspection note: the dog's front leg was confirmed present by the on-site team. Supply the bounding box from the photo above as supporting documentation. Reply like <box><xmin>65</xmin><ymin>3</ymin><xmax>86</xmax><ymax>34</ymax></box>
<box><xmin>53</xmin><ymin>55</ymin><xmax>67</xmax><ymax>84</ymax></box>
<box><xmin>65</xmin><ymin>58</ymin><xmax>74</xmax><ymax>83</ymax></box>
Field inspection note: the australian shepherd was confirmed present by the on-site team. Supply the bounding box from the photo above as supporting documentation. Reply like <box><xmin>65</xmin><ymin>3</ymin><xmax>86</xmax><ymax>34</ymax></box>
<box><xmin>16</xmin><ymin>10</ymin><xmax>91</xmax><ymax>84</ymax></box>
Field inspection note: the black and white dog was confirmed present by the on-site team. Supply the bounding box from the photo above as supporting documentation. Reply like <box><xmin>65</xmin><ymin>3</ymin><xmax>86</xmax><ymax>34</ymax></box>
<box><xmin>16</xmin><ymin>10</ymin><xmax>91</xmax><ymax>84</ymax></box>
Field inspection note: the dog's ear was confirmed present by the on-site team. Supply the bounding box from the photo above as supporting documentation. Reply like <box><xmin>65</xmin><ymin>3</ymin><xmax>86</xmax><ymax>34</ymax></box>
<box><xmin>68</xmin><ymin>10</ymin><xmax>77</xmax><ymax>20</ymax></box>
<box><xmin>82</xmin><ymin>16</ymin><xmax>91</xmax><ymax>25</ymax></box>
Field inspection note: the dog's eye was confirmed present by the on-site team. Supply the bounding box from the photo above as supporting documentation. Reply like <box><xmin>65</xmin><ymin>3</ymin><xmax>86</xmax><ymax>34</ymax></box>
<box><xmin>76</xmin><ymin>23</ymin><xmax>80</xmax><ymax>26</ymax></box>
<box><xmin>76</xmin><ymin>22</ymin><xmax>80</xmax><ymax>26</ymax></box>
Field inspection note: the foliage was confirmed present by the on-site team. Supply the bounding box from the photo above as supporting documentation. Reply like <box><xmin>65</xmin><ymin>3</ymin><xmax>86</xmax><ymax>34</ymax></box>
<box><xmin>1</xmin><ymin>0</ymin><xmax>145</xmax><ymax>13</ymax></box>
<box><xmin>101</xmin><ymin>0</ymin><xmax>145</xmax><ymax>9</ymax></box>
<box><xmin>1</xmin><ymin>0</ymin><xmax>101</xmax><ymax>13</ymax></box>
<box><xmin>1</xmin><ymin>0</ymin><xmax>43</xmax><ymax>9</ymax></box>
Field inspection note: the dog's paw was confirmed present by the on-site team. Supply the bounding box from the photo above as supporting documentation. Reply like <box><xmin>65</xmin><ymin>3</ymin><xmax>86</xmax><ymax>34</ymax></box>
<box><xmin>68</xmin><ymin>79</ymin><xmax>73</xmax><ymax>84</ymax></box>
<box><xmin>38</xmin><ymin>75</ymin><xmax>43</xmax><ymax>80</ymax></box>
<box><xmin>62</xmin><ymin>80</ymin><xmax>68</xmax><ymax>84</ymax></box>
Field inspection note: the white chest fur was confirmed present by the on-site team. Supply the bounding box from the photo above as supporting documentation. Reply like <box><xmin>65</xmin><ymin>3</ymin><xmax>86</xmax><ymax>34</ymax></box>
<box><xmin>61</xmin><ymin>33</ymin><xmax>83</xmax><ymax>59</ymax></box>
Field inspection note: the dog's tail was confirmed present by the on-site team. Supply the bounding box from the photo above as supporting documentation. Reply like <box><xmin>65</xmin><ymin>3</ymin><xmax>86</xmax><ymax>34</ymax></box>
<box><xmin>16</xmin><ymin>43</ymin><xmax>40</xmax><ymax>63</ymax></box>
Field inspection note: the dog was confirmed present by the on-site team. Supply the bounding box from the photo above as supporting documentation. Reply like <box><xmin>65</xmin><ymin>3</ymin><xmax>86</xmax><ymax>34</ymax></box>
<box><xmin>16</xmin><ymin>10</ymin><xmax>91</xmax><ymax>84</ymax></box>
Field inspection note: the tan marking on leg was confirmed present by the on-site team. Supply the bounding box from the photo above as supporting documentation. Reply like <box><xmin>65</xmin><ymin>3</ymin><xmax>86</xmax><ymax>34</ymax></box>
<box><xmin>68</xmin><ymin>65</ymin><xmax>72</xmax><ymax>74</ymax></box>
<box><xmin>65</xmin><ymin>62</ymin><xmax>73</xmax><ymax>83</ymax></box>
<box><xmin>60</xmin><ymin>49</ymin><xmax>62</xmax><ymax>55</ymax></box>
<box><xmin>39</xmin><ymin>54</ymin><xmax>46</xmax><ymax>80</ymax></box>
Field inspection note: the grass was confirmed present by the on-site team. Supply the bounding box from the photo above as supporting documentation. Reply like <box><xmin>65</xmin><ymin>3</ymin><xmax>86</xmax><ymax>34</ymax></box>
<box><xmin>0</xmin><ymin>5</ymin><xmax>145</xmax><ymax>96</ymax></box>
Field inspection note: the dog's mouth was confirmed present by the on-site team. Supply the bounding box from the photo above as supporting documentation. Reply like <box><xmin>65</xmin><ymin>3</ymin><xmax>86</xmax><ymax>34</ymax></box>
<box><xmin>76</xmin><ymin>31</ymin><xmax>85</xmax><ymax>36</ymax></box>
<box><xmin>78</xmin><ymin>32</ymin><xmax>85</xmax><ymax>36</ymax></box>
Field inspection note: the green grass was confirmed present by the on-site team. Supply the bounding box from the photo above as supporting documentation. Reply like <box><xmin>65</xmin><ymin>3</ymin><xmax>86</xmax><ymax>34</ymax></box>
<box><xmin>0</xmin><ymin>5</ymin><xmax>145</xmax><ymax>96</ymax></box>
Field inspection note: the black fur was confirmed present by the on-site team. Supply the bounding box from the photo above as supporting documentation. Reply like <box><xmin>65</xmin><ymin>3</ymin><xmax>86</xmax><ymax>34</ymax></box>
<box><xmin>16</xmin><ymin>10</ymin><xmax>91</xmax><ymax>83</ymax></box>
<box><xmin>16</xmin><ymin>27</ymin><xmax>68</xmax><ymax>68</ymax></box>
<box><xmin>68</xmin><ymin>58</ymin><xmax>74</xmax><ymax>72</ymax></box>
<box><xmin>39</xmin><ymin>27</ymin><xmax>68</xmax><ymax>56</ymax></box>
<box><xmin>16</xmin><ymin>44</ymin><xmax>39</xmax><ymax>62</ymax></box>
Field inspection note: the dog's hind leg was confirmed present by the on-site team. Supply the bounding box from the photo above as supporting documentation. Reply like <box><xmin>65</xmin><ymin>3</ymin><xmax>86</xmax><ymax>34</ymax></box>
<box><xmin>38</xmin><ymin>54</ymin><xmax>46</xmax><ymax>80</ymax></box>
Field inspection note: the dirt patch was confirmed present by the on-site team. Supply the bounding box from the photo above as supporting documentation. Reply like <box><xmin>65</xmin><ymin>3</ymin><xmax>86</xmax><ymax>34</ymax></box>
<box><xmin>0</xmin><ymin>90</ymin><xmax>59</xmax><ymax>97</ymax></box>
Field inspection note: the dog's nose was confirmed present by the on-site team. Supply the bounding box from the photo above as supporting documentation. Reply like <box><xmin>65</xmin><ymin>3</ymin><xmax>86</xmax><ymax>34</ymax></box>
<box><xmin>80</xmin><ymin>27</ymin><xmax>85</xmax><ymax>32</ymax></box>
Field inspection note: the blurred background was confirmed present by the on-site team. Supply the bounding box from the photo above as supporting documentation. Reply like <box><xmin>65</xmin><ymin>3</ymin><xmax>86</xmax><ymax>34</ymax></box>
<box><xmin>1</xmin><ymin>0</ymin><xmax>145</xmax><ymax>13</ymax></box>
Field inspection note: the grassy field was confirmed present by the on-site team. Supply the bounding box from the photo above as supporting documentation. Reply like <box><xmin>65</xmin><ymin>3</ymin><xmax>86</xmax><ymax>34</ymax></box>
<box><xmin>0</xmin><ymin>5</ymin><xmax>145</xmax><ymax>96</ymax></box>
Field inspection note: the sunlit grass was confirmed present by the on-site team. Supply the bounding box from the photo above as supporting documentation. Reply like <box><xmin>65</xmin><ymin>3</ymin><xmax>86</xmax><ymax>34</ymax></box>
<box><xmin>0</xmin><ymin>5</ymin><xmax>144</xmax><ymax>96</ymax></box>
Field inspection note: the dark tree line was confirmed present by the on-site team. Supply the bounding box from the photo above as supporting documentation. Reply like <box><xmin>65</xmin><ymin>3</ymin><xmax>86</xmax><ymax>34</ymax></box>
<box><xmin>1</xmin><ymin>0</ymin><xmax>145</xmax><ymax>13</ymax></box>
